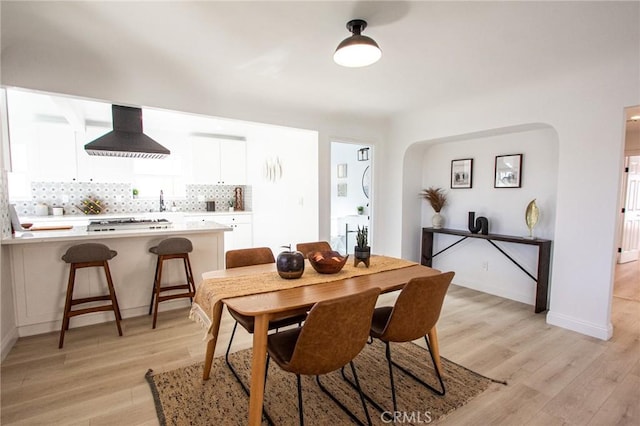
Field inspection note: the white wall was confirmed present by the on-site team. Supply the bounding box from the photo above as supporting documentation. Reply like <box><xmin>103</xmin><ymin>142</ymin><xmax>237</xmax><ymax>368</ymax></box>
<box><xmin>245</xmin><ymin>122</ymin><xmax>319</xmax><ymax>256</ymax></box>
<box><xmin>377</xmin><ymin>55</ymin><xmax>639</xmax><ymax>340</ymax></box>
<box><xmin>420</xmin><ymin>127</ymin><xmax>558</xmax><ymax>305</ymax></box>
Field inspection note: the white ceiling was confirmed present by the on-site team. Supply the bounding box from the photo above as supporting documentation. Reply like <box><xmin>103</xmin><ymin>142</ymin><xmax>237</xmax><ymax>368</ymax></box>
<box><xmin>1</xmin><ymin>1</ymin><xmax>638</xmax><ymax>121</ymax></box>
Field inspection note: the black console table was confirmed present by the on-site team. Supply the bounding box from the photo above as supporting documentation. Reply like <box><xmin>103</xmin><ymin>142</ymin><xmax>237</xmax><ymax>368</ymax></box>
<box><xmin>421</xmin><ymin>227</ymin><xmax>552</xmax><ymax>313</ymax></box>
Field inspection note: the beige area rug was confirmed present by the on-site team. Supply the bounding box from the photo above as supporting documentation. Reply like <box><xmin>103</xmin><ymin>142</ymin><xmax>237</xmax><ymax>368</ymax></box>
<box><xmin>146</xmin><ymin>340</ymin><xmax>506</xmax><ymax>425</ymax></box>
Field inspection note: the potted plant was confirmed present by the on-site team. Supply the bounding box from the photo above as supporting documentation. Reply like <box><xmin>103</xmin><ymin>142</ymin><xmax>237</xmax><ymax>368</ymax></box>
<box><xmin>357</xmin><ymin>206</ymin><xmax>364</xmax><ymax>215</ymax></box>
<box><xmin>132</xmin><ymin>188</ymin><xmax>139</xmax><ymax>199</ymax></box>
<box><xmin>421</xmin><ymin>187</ymin><xmax>447</xmax><ymax>229</ymax></box>
<box><xmin>354</xmin><ymin>225</ymin><xmax>370</xmax><ymax>267</ymax></box>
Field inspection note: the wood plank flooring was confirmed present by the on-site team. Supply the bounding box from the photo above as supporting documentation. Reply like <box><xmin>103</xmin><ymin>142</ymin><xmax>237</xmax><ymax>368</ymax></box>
<box><xmin>1</xmin><ymin>278</ymin><xmax>638</xmax><ymax>425</ymax></box>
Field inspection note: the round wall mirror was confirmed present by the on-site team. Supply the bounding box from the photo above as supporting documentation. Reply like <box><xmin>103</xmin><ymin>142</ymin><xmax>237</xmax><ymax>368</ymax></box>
<box><xmin>362</xmin><ymin>166</ymin><xmax>370</xmax><ymax>199</ymax></box>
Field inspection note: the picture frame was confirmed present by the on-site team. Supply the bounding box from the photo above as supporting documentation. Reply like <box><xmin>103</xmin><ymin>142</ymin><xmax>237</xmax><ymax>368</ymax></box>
<box><xmin>494</xmin><ymin>154</ymin><xmax>522</xmax><ymax>188</ymax></box>
<box><xmin>451</xmin><ymin>158</ymin><xmax>473</xmax><ymax>189</ymax></box>
<box><xmin>337</xmin><ymin>163</ymin><xmax>347</xmax><ymax>178</ymax></box>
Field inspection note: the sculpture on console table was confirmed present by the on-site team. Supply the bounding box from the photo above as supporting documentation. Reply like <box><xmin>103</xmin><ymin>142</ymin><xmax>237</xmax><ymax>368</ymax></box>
<box><xmin>468</xmin><ymin>211</ymin><xmax>489</xmax><ymax>235</ymax></box>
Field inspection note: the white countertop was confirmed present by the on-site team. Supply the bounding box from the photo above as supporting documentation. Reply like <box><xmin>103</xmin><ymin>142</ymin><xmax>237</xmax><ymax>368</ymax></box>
<box><xmin>2</xmin><ymin>221</ymin><xmax>231</xmax><ymax>245</ymax></box>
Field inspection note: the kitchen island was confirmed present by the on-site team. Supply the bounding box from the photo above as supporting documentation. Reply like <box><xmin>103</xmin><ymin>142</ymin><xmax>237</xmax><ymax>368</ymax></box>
<box><xmin>2</xmin><ymin>219</ymin><xmax>231</xmax><ymax>337</ymax></box>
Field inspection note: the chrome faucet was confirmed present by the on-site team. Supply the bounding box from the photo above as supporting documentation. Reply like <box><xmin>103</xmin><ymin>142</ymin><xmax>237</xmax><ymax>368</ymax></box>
<box><xmin>159</xmin><ymin>190</ymin><xmax>166</xmax><ymax>212</ymax></box>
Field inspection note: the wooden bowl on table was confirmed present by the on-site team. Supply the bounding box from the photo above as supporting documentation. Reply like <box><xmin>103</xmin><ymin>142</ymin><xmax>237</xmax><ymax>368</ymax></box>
<box><xmin>307</xmin><ymin>251</ymin><xmax>349</xmax><ymax>274</ymax></box>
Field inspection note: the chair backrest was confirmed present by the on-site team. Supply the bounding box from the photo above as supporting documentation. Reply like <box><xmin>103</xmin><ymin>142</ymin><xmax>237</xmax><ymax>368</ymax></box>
<box><xmin>378</xmin><ymin>271</ymin><xmax>454</xmax><ymax>343</ymax></box>
<box><xmin>296</xmin><ymin>241</ymin><xmax>332</xmax><ymax>258</ymax></box>
<box><xmin>225</xmin><ymin>247</ymin><xmax>275</xmax><ymax>269</ymax></box>
<box><xmin>285</xmin><ymin>287</ymin><xmax>380</xmax><ymax>375</ymax></box>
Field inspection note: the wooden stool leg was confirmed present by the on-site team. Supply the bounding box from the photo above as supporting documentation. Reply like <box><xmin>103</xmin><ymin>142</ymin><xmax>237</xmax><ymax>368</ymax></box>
<box><xmin>59</xmin><ymin>264</ymin><xmax>77</xmax><ymax>349</ymax></box>
<box><xmin>183</xmin><ymin>255</ymin><xmax>196</xmax><ymax>298</ymax></box>
<box><xmin>149</xmin><ymin>258</ymin><xmax>160</xmax><ymax>315</ymax></box>
<box><xmin>152</xmin><ymin>256</ymin><xmax>164</xmax><ymax>329</ymax></box>
<box><xmin>103</xmin><ymin>261</ymin><xmax>123</xmax><ymax>336</ymax></box>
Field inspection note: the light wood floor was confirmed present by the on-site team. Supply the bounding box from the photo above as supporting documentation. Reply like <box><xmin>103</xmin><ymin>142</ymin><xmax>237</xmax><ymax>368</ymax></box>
<box><xmin>1</xmin><ymin>278</ymin><xmax>638</xmax><ymax>425</ymax></box>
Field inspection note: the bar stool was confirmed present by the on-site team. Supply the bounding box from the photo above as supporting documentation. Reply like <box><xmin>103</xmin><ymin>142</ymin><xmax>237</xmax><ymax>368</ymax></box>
<box><xmin>148</xmin><ymin>237</ymin><xmax>196</xmax><ymax>329</ymax></box>
<box><xmin>59</xmin><ymin>243</ymin><xmax>123</xmax><ymax>349</ymax></box>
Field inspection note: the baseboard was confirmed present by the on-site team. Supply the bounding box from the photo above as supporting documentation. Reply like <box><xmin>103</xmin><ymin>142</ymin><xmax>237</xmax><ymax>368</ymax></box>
<box><xmin>546</xmin><ymin>310</ymin><xmax>613</xmax><ymax>341</ymax></box>
<box><xmin>1</xmin><ymin>326</ymin><xmax>18</xmax><ymax>361</ymax></box>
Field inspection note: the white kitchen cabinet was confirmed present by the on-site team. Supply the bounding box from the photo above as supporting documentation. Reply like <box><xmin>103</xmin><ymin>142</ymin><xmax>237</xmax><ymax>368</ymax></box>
<box><xmin>187</xmin><ymin>213</ymin><xmax>253</xmax><ymax>251</ymax></box>
<box><xmin>191</xmin><ymin>137</ymin><xmax>246</xmax><ymax>185</ymax></box>
<box><xmin>25</xmin><ymin>123</ymin><xmax>77</xmax><ymax>181</ymax></box>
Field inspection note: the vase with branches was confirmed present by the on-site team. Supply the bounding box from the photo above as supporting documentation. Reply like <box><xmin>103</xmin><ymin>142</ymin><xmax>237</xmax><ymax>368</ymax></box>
<box><xmin>421</xmin><ymin>187</ymin><xmax>447</xmax><ymax>229</ymax></box>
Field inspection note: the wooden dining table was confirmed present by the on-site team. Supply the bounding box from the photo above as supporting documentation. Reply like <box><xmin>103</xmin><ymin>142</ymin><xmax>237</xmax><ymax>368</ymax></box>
<box><xmin>194</xmin><ymin>258</ymin><xmax>441</xmax><ymax>426</ymax></box>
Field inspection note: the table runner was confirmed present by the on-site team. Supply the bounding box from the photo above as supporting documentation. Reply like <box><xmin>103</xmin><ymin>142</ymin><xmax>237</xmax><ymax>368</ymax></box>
<box><xmin>189</xmin><ymin>255</ymin><xmax>417</xmax><ymax>341</ymax></box>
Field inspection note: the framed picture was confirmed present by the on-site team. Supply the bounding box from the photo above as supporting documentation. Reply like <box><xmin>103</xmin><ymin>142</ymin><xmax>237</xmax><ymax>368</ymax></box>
<box><xmin>337</xmin><ymin>163</ymin><xmax>347</xmax><ymax>178</ymax></box>
<box><xmin>494</xmin><ymin>154</ymin><xmax>522</xmax><ymax>188</ymax></box>
<box><xmin>337</xmin><ymin>183</ymin><xmax>347</xmax><ymax>197</ymax></box>
<box><xmin>451</xmin><ymin>158</ymin><xmax>473</xmax><ymax>188</ymax></box>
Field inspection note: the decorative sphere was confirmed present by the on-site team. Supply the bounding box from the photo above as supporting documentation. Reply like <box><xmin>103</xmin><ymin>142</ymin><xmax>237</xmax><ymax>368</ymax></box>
<box><xmin>276</xmin><ymin>250</ymin><xmax>305</xmax><ymax>279</ymax></box>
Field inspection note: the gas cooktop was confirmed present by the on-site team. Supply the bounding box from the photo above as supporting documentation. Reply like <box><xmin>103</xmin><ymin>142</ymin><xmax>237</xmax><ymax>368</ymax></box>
<box><xmin>87</xmin><ymin>218</ymin><xmax>172</xmax><ymax>232</ymax></box>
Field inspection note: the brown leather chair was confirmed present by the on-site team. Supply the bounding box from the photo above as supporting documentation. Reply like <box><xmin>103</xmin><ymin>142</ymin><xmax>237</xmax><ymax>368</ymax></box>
<box><xmin>225</xmin><ymin>246</ymin><xmax>275</xmax><ymax>268</ymax></box>
<box><xmin>59</xmin><ymin>243</ymin><xmax>123</xmax><ymax>348</ymax></box>
<box><xmin>295</xmin><ymin>241</ymin><xmax>332</xmax><ymax>258</ymax></box>
<box><xmin>224</xmin><ymin>247</ymin><xmax>308</xmax><ymax>395</ymax></box>
<box><xmin>266</xmin><ymin>287</ymin><xmax>381</xmax><ymax>425</ymax></box>
<box><xmin>367</xmin><ymin>272</ymin><xmax>454</xmax><ymax>413</ymax></box>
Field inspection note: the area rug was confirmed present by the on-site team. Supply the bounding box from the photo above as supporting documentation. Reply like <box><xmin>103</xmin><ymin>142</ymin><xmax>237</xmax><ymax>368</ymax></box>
<box><xmin>146</xmin><ymin>340</ymin><xmax>506</xmax><ymax>425</ymax></box>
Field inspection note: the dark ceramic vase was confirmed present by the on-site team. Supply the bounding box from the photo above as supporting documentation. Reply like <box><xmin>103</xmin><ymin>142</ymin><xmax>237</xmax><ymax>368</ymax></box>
<box><xmin>354</xmin><ymin>246</ymin><xmax>371</xmax><ymax>267</ymax></box>
<box><xmin>276</xmin><ymin>250</ymin><xmax>305</xmax><ymax>279</ymax></box>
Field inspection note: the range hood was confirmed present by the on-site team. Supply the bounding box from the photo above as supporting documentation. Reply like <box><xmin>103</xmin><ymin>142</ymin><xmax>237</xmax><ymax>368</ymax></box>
<box><xmin>84</xmin><ymin>105</ymin><xmax>170</xmax><ymax>158</ymax></box>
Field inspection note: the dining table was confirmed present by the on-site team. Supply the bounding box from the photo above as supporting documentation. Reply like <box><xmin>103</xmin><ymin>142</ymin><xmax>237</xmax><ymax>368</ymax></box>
<box><xmin>189</xmin><ymin>255</ymin><xmax>442</xmax><ymax>426</ymax></box>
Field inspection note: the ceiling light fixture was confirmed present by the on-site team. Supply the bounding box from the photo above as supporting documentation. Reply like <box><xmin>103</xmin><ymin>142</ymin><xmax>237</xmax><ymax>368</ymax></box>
<box><xmin>334</xmin><ymin>19</ymin><xmax>382</xmax><ymax>68</ymax></box>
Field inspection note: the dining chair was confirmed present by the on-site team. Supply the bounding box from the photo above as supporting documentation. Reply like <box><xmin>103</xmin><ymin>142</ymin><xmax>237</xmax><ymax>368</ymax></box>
<box><xmin>265</xmin><ymin>287</ymin><xmax>381</xmax><ymax>426</ymax></box>
<box><xmin>295</xmin><ymin>241</ymin><xmax>332</xmax><ymax>258</ymax></box>
<box><xmin>363</xmin><ymin>271</ymin><xmax>454</xmax><ymax>413</ymax></box>
<box><xmin>224</xmin><ymin>247</ymin><xmax>308</xmax><ymax>395</ymax></box>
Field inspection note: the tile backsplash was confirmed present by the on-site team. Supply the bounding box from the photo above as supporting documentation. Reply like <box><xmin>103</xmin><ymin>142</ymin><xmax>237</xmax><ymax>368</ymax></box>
<box><xmin>12</xmin><ymin>182</ymin><xmax>252</xmax><ymax>216</ymax></box>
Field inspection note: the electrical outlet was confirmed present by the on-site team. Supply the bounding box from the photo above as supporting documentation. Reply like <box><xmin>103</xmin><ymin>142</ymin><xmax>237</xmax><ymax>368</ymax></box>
<box><xmin>197</xmin><ymin>195</ymin><xmax>205</xmax><ymax>202</ymax></box>
<box><xmin>62</xmin><ymin>194</ymin><xmax>70</xmax><ymax>203</ymax></box>
<box><xmin>482</xmin><ymin>261</ymin><xmax>489</xmax><ymax>271</ymax></box>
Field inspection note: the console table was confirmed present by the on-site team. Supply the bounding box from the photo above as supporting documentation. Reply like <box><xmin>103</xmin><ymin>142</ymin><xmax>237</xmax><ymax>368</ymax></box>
<box><xmin>421</xmin><ymin>227</ymin><xmax>552</xmax><ymax>313</ymax></box>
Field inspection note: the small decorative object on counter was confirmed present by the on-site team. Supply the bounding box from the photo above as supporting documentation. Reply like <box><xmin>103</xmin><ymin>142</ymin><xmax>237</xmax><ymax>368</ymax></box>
<box><xmin>354</xmin><ymin>225</ymin><xmax>370</xmax><ymax>267</ymax></box>
<box><xmin>76</xmin><ymin>197</ymin><xmax>103</xmax><ymax>215</ymax></box>
<box><xmin>421</xmin><ymin>187</ymin><xmax>447</xmax><ymax>229</ymax></box>
<box><xmin>228</xmin><ymin>200</ymin><xmax>234</xmax><ymax>212</ymax></box>
<box><xmin>234</xmin><ymin>187</ymin><xmax>244</xmax><ymax>211</ymax></box>
<box><xmin>276</xmin><ymin>245</ymin><xmax>305</xmax><ymax>279</ymax></box>
<box><xmin>35</xmin><ymin>203</ymin><xmax>48</xmax><ymax>216</ymax></box>
<box><xmin>525</xmin><ymin>199</ymin><xmax>539</xmax><ymax>239</ymax></box>
<box><xmin>357</xmin><ymin>206</ymin><xmax>364</xmax><ymax>215</ymax></box>
<box><xmin>132</xmin><ymin>188</ymin><xmax>139</xmax><ymax>199</ymax></box>
<box><xmin>468</xmin><ymin>211</ymin><xmax>489</xmax><ymax>235</ymax></box>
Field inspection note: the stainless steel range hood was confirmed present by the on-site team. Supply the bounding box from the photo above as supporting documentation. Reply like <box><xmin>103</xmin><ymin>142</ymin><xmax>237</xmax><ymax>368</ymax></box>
<box><xmin>84</xmin><ymin>105</ymin><xmax>170</xmax><ymax>158</ymax></box>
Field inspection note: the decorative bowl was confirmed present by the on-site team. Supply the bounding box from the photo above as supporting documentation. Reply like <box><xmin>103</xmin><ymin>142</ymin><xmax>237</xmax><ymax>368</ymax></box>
<box><xmin>307</xmin><ymin>251</ymin><xmax>349</xmax><ymax>274</ymax></box>
<box><xmin>20</xmin><ymin>223</ymin><xmax>33</xmax><ymax>230</ymax></box>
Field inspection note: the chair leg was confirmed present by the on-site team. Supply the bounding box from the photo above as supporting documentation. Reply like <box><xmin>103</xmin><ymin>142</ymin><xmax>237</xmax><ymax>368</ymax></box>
<box><xmin>297</xmin><ymin>374</ymin><xmax>304</xmax><ymax>426</ymax></box>
<box><xmin>59</xmin><ymin>265</ymin><xmax>77</xmax><ymax>349</ymax></box>
<box><xmin>183</xmin><ymin>255</ymin><xmax>196</xmax><ymax>301</ymax></box>
<box><xmin>149</xmin><ymin>258</ymin><xmax>160</xmax><ymax>315</ymax></box>
<box><xmin>387</xmin><ymin>338</ymin><xmax>446</xmax><ymax>396</ymax></box>
<box><xmin>152</xmin><ymin>257</ymin><xmax>164</xmax><ymax>329</ymax></box>
<box><xmin>385</xmin><ymin>342</ymin><xmax>399</xmax><ymax>413</ymax></box>
<box><xmin>103</xmin><ymin>261</ymin><xmax>123</xmax><ymax>336</ymax></box>
<box><xmin>317</xmin><ymin>363</ymin><xmax>372</xmax><ymax>426</ymax></box>
<box><xmin>224</xmin><ymin>321</ymin><xmax>249</xmax><ymax>394</ymax></box>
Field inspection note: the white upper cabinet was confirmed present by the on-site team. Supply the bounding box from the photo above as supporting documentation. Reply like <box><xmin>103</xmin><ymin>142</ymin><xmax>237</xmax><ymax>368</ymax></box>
<box><xmin>190</xmin><ymin>136</ymin><xmax>246</xmax><ymax>185</ymax></box>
